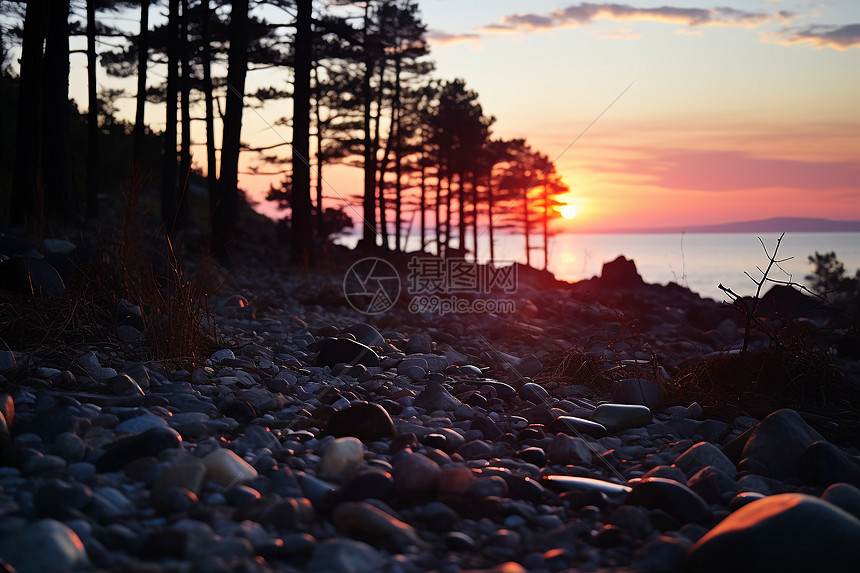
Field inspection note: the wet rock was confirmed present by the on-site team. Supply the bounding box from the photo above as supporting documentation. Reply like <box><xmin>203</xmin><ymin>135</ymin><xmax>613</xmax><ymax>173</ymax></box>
<box><xmin>327</xmin><ymin>402</ymin><xmax>396</xmax><ymax>440</ymax></box>
<box><xmin>519</xmin><ymin>382</ymin><xmax>550</xmax><ymax>404</ymax></box>
<box><xmin>628</xmin><ymin>477</ymin><xmax>711</xmax><ymax>524</ymax></box>
<box><xmin>687</xmin><ymin>493</ymin><xmax>860</xmax><ymax>573</ymax></box>
<box><xmin>541</xmin><ymin>475</ymin><xmax>631</xmax><ymax>497</ymax></box>
<box><xmin>589</xmin><ymin>403</ymin><xmax>653</xmax><ymax>433</ymax></box>
<box><xmin>549</xmin><ymin>415</ymin><xmax>608</xmax><ymax>438</ymax></box>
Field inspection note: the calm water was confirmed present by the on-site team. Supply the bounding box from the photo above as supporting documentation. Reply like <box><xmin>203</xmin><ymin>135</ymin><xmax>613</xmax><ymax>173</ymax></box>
<box><xmin>336</xmin><ymin>232</ymin><xmax>860</xmax><ymax>301</ymax></box>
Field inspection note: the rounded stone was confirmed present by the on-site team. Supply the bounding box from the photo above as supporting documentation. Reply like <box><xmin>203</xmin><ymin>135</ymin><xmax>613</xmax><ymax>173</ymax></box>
<box><xmin>201</xmin><ymin>448</ymin><xmax>258</xmax><ymax>487</ymax></box>
<box><xmin>519</xmin><ymin>382</ymin><xmax>551</xmax><ymax>404</ymax></box>
<box><xmin>627</xmin><ymin>477</ymin><xmax>711</xmax><ymax>524</ymax></box>
<box><xmin>327</xmin><ymin>402</ymin><xmax>396</xmax><ymax>441</ymax></box>
<box><xmin>589</xmin><ymin>403</ymin><xmax>653</xmax><ymax>433</ymax></box>
<box><xmin>319</xmin><ymin>437</ymin><xmax>365</xmax><ymax>481</ymax></box>
<box><xmin>0</xmin><ymin>519</ymin><xmax>89</xmax><ymax>573</ymax></box>
<box><xmin>687</xmin><ymin>493</ymin><xmax>860</xmax><ymax>573</ymax></box>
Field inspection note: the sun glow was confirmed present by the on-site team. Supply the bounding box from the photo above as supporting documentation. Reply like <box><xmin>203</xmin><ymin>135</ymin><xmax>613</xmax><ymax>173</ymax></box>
<box><xmin>559</xmin><ymin>204</ymin><xmax>577</xmax><ymax>219</ymax></box>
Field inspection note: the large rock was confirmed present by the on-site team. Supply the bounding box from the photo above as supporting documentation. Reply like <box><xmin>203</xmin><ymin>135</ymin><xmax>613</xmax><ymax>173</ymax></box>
<box><xmin>741</xmin><ymin>409</ymin><xmax>824</xmax><ymax>479</ymax></box>
<box><xmin>600</xmin><ymin>256</ymin><xmax>644</xmax><ymax>288</ymax></box>
<box><xmin>686</xmin><ymin>493</ymin><xmax>860</xmax><ymax>573</ymax></box>
<box><xmin>798</xmin><ymin>440</ymin><xmax>860</xmax><ymax>488</ymax></box>
<box><xmin>0</xmin><ymin>519</ymin><xmax>89</xmax><ymax>573</ymax></box>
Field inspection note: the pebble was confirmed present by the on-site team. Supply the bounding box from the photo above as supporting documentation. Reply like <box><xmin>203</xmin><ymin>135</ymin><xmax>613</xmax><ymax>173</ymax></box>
<box><xmin>319</xmin><ymin>437</ymin><xmax>365</xmax><ymax>481</ymax></box>
<box><xmin>201</xmin><ymin>448</ymin><xmax>258</xmax><ymax>486</ymax></box>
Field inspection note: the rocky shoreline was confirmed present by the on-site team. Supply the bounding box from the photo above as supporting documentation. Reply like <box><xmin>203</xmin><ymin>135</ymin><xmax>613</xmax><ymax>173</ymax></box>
<box><xmin>1</xmin><ymin>239</ymin><xmax>860</xmax><ymax>573</ymax></box>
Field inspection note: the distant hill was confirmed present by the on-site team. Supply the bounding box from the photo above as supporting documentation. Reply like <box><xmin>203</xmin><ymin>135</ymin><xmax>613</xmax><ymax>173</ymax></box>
<box><xmin>593</xmin><ymin>217</ymin><xmax>860</xmax><ymax>234</ymax></box>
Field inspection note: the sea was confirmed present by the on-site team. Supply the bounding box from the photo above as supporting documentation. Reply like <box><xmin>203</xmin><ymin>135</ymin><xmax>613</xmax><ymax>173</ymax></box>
<box><xmin>335</xmin><ymin>232</ymin><xmax>860</xmax><ymax>302</ymax></box>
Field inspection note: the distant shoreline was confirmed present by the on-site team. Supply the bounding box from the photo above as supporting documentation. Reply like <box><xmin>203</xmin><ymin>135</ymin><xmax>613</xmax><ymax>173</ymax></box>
<box><xmin>565</xmin><ymin>218</ymin><xmax>860</xmax><ymax>235</ymax></box>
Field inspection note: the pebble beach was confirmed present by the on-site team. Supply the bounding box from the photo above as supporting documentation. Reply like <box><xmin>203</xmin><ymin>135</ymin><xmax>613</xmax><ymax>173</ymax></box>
<box><xmin>1</xmin><ymin>232</ymin><xmax>860</xmax><ymax>573</ymax></box>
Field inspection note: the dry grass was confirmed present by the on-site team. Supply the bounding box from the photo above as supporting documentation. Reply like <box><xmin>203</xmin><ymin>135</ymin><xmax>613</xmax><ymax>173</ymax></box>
<box><xmin>0</xmin><ymin>172</ymin><xmax>221</xmax><ymax>372</ymax></box>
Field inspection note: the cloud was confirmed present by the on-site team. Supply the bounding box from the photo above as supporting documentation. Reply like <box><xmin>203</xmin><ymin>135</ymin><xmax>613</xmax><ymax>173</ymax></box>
<box><xmin>490</xmin><ymin>3</ymin><xmax>776</xmax><ymax>33</ymax></box>
<box><xmin>619</xmin><ymin>149</ymin><xmax>860</xmax><ymax>192</ymax></box>
<box><xmin>771</xmin><ymin>23</ymin><xmax>860</xmax><ymax>50</ymax></box>
<box><xmin>426</xmin><ymin>30</ymin><xmax>482</xmax><ymax>46</ymax></box>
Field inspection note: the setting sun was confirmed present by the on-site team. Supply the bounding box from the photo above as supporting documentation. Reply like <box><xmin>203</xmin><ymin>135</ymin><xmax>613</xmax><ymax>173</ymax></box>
<box><xmin>560</xmin><ymin>204</ymin><xmax>577</xmax><ymax>220</ymax></box>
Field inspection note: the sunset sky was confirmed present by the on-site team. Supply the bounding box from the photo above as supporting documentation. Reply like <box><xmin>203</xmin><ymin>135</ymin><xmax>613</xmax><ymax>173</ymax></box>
<box><xmin>412</xmin><ymin>0</ymin><xmax>860</xmax><ymax>232</ymax></box>
<box><xmin>57</xmin><ymin>0</ymin><xmax>860</xmax><ymax>233</ymax></box>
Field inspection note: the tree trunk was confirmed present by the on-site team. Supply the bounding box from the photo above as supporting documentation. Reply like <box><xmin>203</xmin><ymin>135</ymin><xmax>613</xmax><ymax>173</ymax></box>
<box><xmin>132</xmin><ymin>0</ymin><xmax>149</xmax><ymax>169</ymax></box>
<box><xmin>313</xmin><ymin>69</ymin><xmax>324</xmax><ymax>239</ymax></box>
<box><xmin>201</xmin><ymin>0</ymin><xmax>217</xmax><ymax>218</ymax></box>
<box><xmin>470</xmin><ymin>173</ymin><xmax>478</xmax><ymax>262</ymax></box>
<box><xmin>361</xmin><ymin>3</ymin><xmax>377</xmax><ymax>246</ymax></box>
<box><xmin>373</xmin><ymin>60</ymin><xmax>388</xmax><ymax>249</ymax></box>
<box><xmin>42</xmin><ymin>0</ymin><xmax>76</xmax><ymax>223</ymax></box>
<box><xmin>11</xmin><ymin>0</ymin><xmax>45</xmax><ymax>225</ymax></box>
<box><xmin>291</xmin><ymin>0</ymin><xmax>314</xmax><ymax>266</ymax></box>
<box><xmin>486</xmin><ymin>170</ymin><xmax>495</xmax><ymax>263</ymax></box>
<box><xmin>213</xmin><ymin>0</ymin><xmax>250</xmax><ymax>258</ymax></box>
<box><xmin>522</xmin><ymin>189</ymin><xmax>530</xmax><ymax>267</ymax></box>
<box><xmin>457</xmin><ymin>172</ymin><xmax>465</xmax><ymax>253</ymax></box>
<box><xmin>542</xmin><ymin>184</ymin><xmax>549</xmax><ymax>271</ymax></box>
<box><xmin>392</xmin><ymin>57</ymin><xmax>403</xmax><ymax>252</ymax></box>
<box><xmin>419</xmin><ymin>163</ymin><xmax>426</xmax><ymax>252</ymax></box>
<box><xmin>86</xmin><ymin>0</ymin><xmax>98</xmax><ymax>219</ymax></box>
<box><xmin>162</xmin><ymin>0</ymin><xmax>179</xmax><ymax>233</ymax></box>
<box><xmin>176</xmin><ymin>0</ymin><xmax>191</xmax><ymax>232</ymax></box>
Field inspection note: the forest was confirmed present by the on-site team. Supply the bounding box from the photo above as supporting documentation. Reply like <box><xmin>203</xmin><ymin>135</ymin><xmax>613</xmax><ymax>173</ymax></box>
<box><xmin>0</xmin><ymin>0</ymin><xmax>571</xmax><ymax>269</ymax></box>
